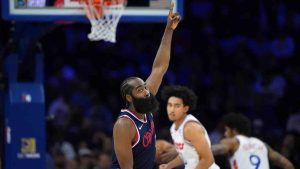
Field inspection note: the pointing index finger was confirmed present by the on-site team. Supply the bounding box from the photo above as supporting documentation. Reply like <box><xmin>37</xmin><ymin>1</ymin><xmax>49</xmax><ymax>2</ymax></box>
<box><xmin>169</xmin><ymin>2</ymin><xmax>174</xmax><ymax>16</ymax></box>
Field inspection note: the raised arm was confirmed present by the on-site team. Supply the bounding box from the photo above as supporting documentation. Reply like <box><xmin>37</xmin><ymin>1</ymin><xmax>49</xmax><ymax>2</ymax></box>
<box><xmin>266</xmin><ymin>143</ymin><xmax>295</xmax><ymax>169</ymax></box>
<box><xmin>146</xmin><ymin>2</ymin><xmax>181</xmax><ymax>95</ymax></box>
<box><xmin>184</xmin><ymin>122</ymin><xmax>215</xmax><ymax>169</ymax></box>
<box><xmin>113</xmin><ymin>117</ymin><xmax>136</xmax><ymax>169</ymax></box>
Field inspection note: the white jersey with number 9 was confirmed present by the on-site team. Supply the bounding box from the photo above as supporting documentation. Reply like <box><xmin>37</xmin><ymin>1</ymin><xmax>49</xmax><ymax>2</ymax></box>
<box><xmin>229</xmin><ymin>135</ymin><xmax>270</xmax><ymax>169</ymax></box>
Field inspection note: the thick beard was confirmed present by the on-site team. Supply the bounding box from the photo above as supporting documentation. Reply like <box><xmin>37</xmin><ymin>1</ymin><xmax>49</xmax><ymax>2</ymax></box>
<box><xmin>131</xmin><ymin>93</ymin><xmax>159</xmax><ymax>114</ymax></box>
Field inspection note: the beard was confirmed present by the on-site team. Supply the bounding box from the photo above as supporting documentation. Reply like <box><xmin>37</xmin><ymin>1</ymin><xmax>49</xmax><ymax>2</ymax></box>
<box><xmin>131</xmin><ymin>93</ymin><xmax>159</xmax><ymax>114</ymax></box>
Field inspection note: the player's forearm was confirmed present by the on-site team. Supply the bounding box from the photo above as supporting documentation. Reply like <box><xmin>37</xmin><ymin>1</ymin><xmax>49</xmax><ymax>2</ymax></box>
<box><xmin>284</xmin><ymin>164</ymin><xmax>295</xmax><ymax>169</ymax></box>
<box><xmin>119</xmin><ymin>161</ymin><xmax>133</xmax><ymax>169</ymax></box>
<box><xmin>270</xmin><ymin>150</ymin><xmax>295</xmax><ymax>169</ymax></box>
<box><xmin>167</xmin><ymin>155</ymin><xmax>183</xmax><ymax>168</ymax></box>
<box><xmin>117</xmin><ymin>153</ymin><xmax>134</xmax><ymax>169</ymax></box>
<box><xmin>152</xmin><ymin>27</ymin><xmax>173</xmax><ymax>73</ymax></box>
<box><xmin>277</xmin><ymin>158</ymin><xmax>295</xmax><ymax>169</ymax></box>
<box><xmin>159</xmin><ymin>147</ymin><xmax>178</xmax><ymax>163</ymax></box>
<box><xmin>211</xmin><ymin>144</ymin><xmax>229</xmax><ymax>155</ymax></box>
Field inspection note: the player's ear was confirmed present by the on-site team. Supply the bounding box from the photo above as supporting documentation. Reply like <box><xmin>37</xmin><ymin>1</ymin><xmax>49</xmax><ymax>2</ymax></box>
<box><xmin>232</xmin><ymin>129</ymin><xmax>239</xmax><ymax>136</ymax></box>
<box><xmin>184</xmin><ymin>105</ymin><xmax>189</xmax><ymax>113</ymax></box>
<box><xmin>126</xmin><ymin>94</ymin><xmax>132</xmax><ymax>102</ymax></box>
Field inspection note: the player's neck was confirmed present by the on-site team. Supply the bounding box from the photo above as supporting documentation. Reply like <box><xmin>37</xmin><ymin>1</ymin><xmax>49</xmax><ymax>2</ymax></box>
<box><xmin>174</xmin><ymin>114</ymin><xmax>187</xmax><ymax>130</ymax></box>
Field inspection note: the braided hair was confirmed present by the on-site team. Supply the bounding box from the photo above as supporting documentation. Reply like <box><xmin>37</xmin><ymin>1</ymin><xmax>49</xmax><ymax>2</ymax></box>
<box><xmin>120</xmin><ymin>77</ymin><xmax>139</xmax><ymax>106</ymax></box>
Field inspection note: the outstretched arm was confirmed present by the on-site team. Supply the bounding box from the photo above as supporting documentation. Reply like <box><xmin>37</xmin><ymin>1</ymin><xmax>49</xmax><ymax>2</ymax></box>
<box><xmin>146</xmin><ymin>2</ymin><xmax>181</xmax><ymax>95</ymax></box>
<box><xmin>266</xmin><ymin>143</ymin><xmax>295</xmax><ymax>169</ymax></box>
<box><xmin>113</xmin><ymin>117</ymin><xmax>136</xmax><ymax>169</ymax></box>
<box><xmin>211</xmin><ymin>138</ymin><xmax>237</xmax><ymax>156</ymax></box>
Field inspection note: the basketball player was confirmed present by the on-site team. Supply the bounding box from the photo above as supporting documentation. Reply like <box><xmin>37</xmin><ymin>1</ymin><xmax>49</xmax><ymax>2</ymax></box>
<box><xmin>110</xmin><ymin>3</ymin><xmax>181</xmax><ymax>169</ymax></box>
<box><xmin>159</xmin><ymin>85</ymin><xmax>220</xmax><ymax>169</ymax></box>
<box><xmin>211</xmin><ymin>113</ymin><xmax>295</xmax><ymax>169</ymax></box>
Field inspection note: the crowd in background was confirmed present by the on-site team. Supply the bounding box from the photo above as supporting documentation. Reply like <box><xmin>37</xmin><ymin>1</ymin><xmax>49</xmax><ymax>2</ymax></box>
<box><xmin>1</xmin><ymin>0</ymin><xmax>300</xmax><ymax>169</ymax></box>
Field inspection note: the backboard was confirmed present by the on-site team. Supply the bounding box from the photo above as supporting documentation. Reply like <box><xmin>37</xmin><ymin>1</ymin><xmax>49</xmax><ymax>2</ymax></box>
<box><xmin>2</xmin><ymin>0</ymin><xmax>183</xmax><ymax>22</ymax></box>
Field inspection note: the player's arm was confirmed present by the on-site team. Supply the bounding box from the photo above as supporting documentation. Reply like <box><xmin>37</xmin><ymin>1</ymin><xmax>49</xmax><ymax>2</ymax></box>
<box><xmin>156</xmin><ymin>140</ymin><xmax>178</xmax><ymax>164</ymax></box>
<box><xmin>266</xmin><ymin>143</ymin><xmax>295</xmax><ymax>169</ymax></box>
<box><xmin>184</xmin><ymin>122</ymin><xmax>215</xmax><ymax>169</ymax></box>
<box><xmin>159</xmin><ymin>145</ymin><xmax>178</xmax><ymax>164</ymax></box>
<box><xmin>146</xmin><ymin>2</ymin><xmax>180</xmax><ymax>95</ymax></box>
<box><xmin>159</xmin><ymin>155</ymin><xmax>183</xmax><ymax>169</ymax></box>
<box><xmin>113</xmin><ymin>117</ymin><xmax>136</xmax><ymax>169</ymax></box>
<box><xmin>211</xmin><ymin>138</ymin><xmax>237</xmax><ymax>155</ymax></box>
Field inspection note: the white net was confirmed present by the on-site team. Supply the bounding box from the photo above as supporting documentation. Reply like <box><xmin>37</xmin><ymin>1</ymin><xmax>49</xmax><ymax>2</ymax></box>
<box><xmin>84</xmin><ymin>0</ymin><xmax>125</xmax><ymax>43</ymax></box>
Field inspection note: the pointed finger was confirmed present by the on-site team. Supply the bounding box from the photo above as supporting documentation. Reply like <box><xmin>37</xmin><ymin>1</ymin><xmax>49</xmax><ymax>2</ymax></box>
<box><xmin>169</xmin><ymin>1</ymin><xmax>174</xmax><ymax>16</ymax></box>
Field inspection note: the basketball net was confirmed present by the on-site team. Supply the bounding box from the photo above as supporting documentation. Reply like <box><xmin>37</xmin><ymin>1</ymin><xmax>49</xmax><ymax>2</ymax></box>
<box><xmin>82</xmin><ymin>0</ymin><xmax>126</xmax><ymax>43</ymax></box>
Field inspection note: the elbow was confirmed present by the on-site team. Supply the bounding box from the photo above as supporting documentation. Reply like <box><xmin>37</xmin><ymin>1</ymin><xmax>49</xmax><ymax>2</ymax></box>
<box><xmin>153</xmin><ymin>63</ymin><xmax>169</xmax><ymax>70</ymax></box>
<box><xmin>119</xmin><ymin>161</ymin><xmax>133</xmax><ymax>169</ymax></box>
<box><xmin>208</xmin><ymin>158</ymin><xmax>215</xmax><ymax>167</ymax></box>
<box><xmin>152</xmin><ymin>65</ymin><xmax>169</xmax><ymax>75</ymax></box>
<box><xmin>200</xmin><ymin>157</ymin><xmax>215</xmax><ymax>168</ymax></box>
<box><xmin>120</xmin><ymin>164</ymin><xmax>133</xmax><ymax>169</ymax></box>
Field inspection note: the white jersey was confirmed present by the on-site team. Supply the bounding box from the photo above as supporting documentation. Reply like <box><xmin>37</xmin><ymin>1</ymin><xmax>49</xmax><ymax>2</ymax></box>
<box><xmin>170</xmin><ymin>114</ymin><xmax>220</xmax><ymax>169</ymax></box>
<box><xmin>229</xmin><ymin>135</ymin><xmax>270</xmax><ymax>169</ymax></box>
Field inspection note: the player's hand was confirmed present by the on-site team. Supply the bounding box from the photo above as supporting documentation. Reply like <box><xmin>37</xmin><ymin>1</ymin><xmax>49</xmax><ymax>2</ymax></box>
<box><xmin>167</xmin><ymin>2</ymin><xmax>181</xmax><ymax>30</ymax></box>
<box><xmin>159</xmin><ymin>150</ymin><xmax>178</xmax><ymax>163</ymax></box>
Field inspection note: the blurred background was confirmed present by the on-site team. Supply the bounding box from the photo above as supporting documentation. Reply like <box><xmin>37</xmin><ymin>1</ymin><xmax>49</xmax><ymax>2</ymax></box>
<box><xmin>1</xmin><ymin>0</ymin><xmax>300</xmax><ymax>169</ymax></box>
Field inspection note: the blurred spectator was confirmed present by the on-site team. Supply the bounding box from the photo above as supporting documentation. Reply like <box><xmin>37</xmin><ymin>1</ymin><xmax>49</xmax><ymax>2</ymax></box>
<box><xmin>248</xmin><ymin>32</ymin><xmax>271</xmax><ymax>57</ymax></box>
<box><xmin>78</xmin><ymin>148</ymin><xmax>94</xmax><ymax>169</ymax></box>
<box><xmin>46</xmin><ymin>152</ymin><xmax>55</xmax><ymax>169</ymax></box>
<box><xmin>281</xmin><ymin>112</ymin><xmax>300</xmax><ymax>168</ymax></box>
<box><xmin>271</xmin><ymin>32</ymin><xmax>294</xmax><ymax>59</ymax></box>
<box><xmin>90</xmin><ymin>131</ymin><xmax>112</xmax><ymax>154</ymax></box>
<box><xmin>253</xmin><ymin>70</ymin><xmax>286</xmax><ymax>100</ymax></box>
<box><xmin>66</xmin><ymin>159</ymin><xmax>78</xmax><ymax>169</ymax></box>
<box><xmin>51</xmin><ymin>129</ymin><xmax>77</xmax><ymax>165</ymax></box>
<box><xmin>93</xmin><ymin>152</ymin><xmax>111</xmax><ymax>169</ymax></box>
<box><xmin>53</xmin><ymin>150</ymin><xmax>67</xmax><ymax>169</ymax></box>
<box><xmin>48</xmin><ymin>94</ymin><xmax>71</xmax><ymax>129</ymax></box>
<box><xmin>85</xmin><ymin>97</ymin><xmax>113</xmax><ymax>135</ymax></box>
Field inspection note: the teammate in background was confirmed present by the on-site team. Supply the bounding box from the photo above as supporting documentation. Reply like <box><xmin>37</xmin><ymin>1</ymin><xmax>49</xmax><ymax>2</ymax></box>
<box><xmin>110</xmin><ymin>3</ymin><xmax>181</xmax><ymax>169</ymax></box>
<box><xmin>160</xmin><ymin>85</ymin><xmax>220</xmax><ymax>169</ymax></box>
<box><xmin>211</xmin><ymin>113</ymin><xmax>295</xmax><ymax>169</ymax></box>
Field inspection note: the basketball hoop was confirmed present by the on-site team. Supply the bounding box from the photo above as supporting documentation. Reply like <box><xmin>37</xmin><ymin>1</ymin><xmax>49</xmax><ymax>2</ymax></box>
<box><xmin>81</xmin><ymin>0</ymin><xmax>126</xmax><ymax>43</ymax></box>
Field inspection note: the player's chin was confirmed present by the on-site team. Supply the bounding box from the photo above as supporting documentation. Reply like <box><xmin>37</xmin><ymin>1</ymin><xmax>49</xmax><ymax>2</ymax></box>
<box><xmin>167</xmin><ymin>117</ymin><xmax>176</xmax><ymax>122</ymax></box>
